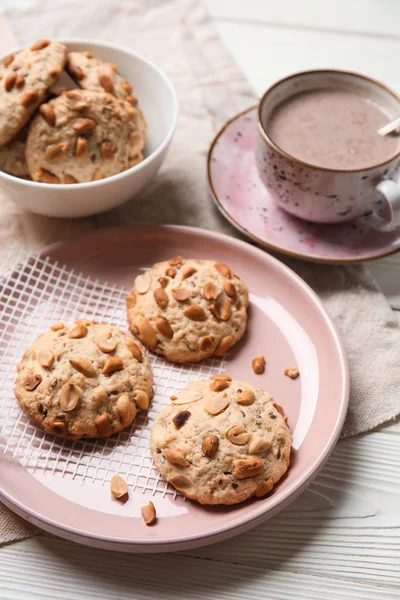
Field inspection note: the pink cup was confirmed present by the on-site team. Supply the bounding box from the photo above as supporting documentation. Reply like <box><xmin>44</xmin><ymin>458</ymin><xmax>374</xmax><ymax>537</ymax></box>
<box><xmin>256</xmin><ymin>70</ymin><xmax>400</xmax><ymax>230</ymax></box>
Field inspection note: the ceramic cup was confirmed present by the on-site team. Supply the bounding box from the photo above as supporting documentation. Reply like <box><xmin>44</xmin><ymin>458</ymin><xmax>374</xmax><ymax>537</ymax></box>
<box><xmin>256</xmin><ymin>70</ymin><xmax>400</xmax><ymax>230</ymax></box>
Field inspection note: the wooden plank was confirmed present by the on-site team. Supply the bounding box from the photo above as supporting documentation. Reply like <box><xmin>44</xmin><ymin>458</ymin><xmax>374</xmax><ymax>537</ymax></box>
<box><xmin>183</xmin><ymin>432</ymin><xmax>400</xmax><ymax>587</ymax></box>
<box><xmin>210</xmin><ymin>21</ymin><xmax>400</xmax><ymax>96</ymax></box>
<box><xmin>0</xmin><ymin>535</ymin><xmax>397</xmax><ymax>600</ymax></box>
<box><xmin>205</xmin><ymin>0</ymin><xmax>400</xmax><ymax>38</ymax></box>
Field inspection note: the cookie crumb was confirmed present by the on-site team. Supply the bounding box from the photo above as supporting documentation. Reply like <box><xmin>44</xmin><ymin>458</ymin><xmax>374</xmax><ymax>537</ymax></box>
<box><xmin>110</xmin><ymin>474</ymin><xmax>128</xmax><ymax>499</ymax></box>
<box><xmin>284</xmin><ymin>367</ymin><xmax>299</xmax><ymax>379</ymax></box>
<box><xmin>252</xmin><ymin>356</ymin><xmax>265</xmax><ymax>375</ymax></box>
<box><xmin>141</xmin><ymin>501</ymin><xmax>156</xmax><ymax>525</ymax></box>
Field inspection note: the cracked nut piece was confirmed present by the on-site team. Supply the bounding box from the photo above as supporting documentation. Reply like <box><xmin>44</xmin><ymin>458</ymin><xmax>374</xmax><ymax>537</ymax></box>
<box><xmin>226</xmin><ymin>424</ymin><xmax>251</xmax><ymax>445</ymax></box>
<box><xmin>126</xmin><ymin>338</ymin><xmax>143</xmax><ymax>362</ymax></box>
<box><xmin>94</xmin><ymin>413</ymin><xmax>112</xmax><ymax>437</ymax></box>
<box><xmin>24</xmin><ymin>373</ymin><xmax>42</xmax><ymax>391</ymax></box>
<box><xmin>248</xmin><ymin>436</ymin><xmax>271</xmax><ymax>454</ymax></box>
<box><xmin>284</xmin><ymin>366</ymin><xmax>299</xmax><ymax>379</ymax></box>
<box><xmin>141</xmin><ymin>501</ymin><xmax>156</xmax><ymax>525</ymax></box>
<box><xmin>135</xmin><ymin>271</ymin><xmax>151</xmax><ymax>294</ymax></box>
<box><xmin>68</xmin><ymin>322</ymin><xmax>88</xmax><ymax>339</ymax></box>
<box><xmin>96</xmin><ymin>330</ymin><xmax>117</xmax><ymax>353</ymax></box>
<box><xmin>165</xmin><ymin>448</ymin><xmax>189</xmax><ymax>467</ymax></box>
<box><xmin>252</xmin><ymin>356</ymin><xmax>266</xmax><ymax>375</ymax></box>
<box><xmin>115</xmin><ymin>394</ymin><xmax>137</xmax><ymax>427</ymax></box>
<box><xmin>183</xmin><ymin>305</ymin><xmax>207</xmax><ymax>321</ymax></box>
<box><xmin>233</xmin><ymin>457</ymin><xmax>263</xmax><ymax>479</ymax></box>
<box><xmin>102</xmin><ymin>356</ymin><xmax>123</xmax><ymax>375</ymax></box>
<box><xmin>214</xmin><ymin>262</ymin><xmax>231</xmax><ymax>278</ymax></box>
<box><xmin>110</xmin><ymin>474</ymin><xmax>128</xmax><ymax>499</ymax></box>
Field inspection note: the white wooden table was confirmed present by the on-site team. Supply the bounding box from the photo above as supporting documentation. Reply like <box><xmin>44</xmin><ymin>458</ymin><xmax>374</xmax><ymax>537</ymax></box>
<box><xmin>1</xmin><ymin>2</ymin><xmax>400</xmax><ymax>599</ymax></box>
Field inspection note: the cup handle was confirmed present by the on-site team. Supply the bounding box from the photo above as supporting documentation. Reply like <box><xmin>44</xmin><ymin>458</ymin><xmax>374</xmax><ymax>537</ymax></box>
<box><xmin>362</xmin><ymin>179</ymin><xmax>400</xmax><ymax>231</ymax></box>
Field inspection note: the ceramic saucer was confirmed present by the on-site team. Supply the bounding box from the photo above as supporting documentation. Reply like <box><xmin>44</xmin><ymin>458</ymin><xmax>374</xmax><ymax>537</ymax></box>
<box><xmin>208</xmin><ymin>106</ymin><xmax>400</xmax><ymax>263</ymax></box>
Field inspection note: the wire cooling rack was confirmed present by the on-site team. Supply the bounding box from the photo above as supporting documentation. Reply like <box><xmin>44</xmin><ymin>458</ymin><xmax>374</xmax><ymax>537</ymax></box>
<box><xmin>0</xmin><ymin>245</ymin><xmax>225</xmax><ymax>498</ymax></box>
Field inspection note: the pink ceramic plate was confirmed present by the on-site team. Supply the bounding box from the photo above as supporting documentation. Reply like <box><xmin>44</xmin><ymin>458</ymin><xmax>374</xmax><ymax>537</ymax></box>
<box><xmin>0</xmin><ymin>226</ymin><xmax>349</xmax><ymax>552</ymax></box>
<box><xmin>208</xmin><ymin>107</ymin><xmax>400</xmax><ymax>263</ymax></box>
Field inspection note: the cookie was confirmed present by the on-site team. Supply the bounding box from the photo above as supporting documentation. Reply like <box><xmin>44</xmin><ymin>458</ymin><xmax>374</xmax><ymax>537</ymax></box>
<box><xmin>14</xmin><ymin>321</ymin><xmax>153</xmax><ymax>439</ymax></box>
<box><xmin>0</xmin><ymin>39</ymin><xmax>67</xmax><ymax>146</ymax></box>
<box><xmin>150</xmin><ymin>378</ymin><xmax>292</xmax><ymax>505</ymax></box>
<box><xmin>126</xmin><ymin>258</ymin><xmax>249</xmax><ymax>363</ymax></box>
<box><xmin>67</xmin><ymin>51</ymin><xmax>137</xmax><ymax>105</ymax></box>
<box><xmin>26</xmin><ymin>89</ymin><xmax>146</xmax><ymax>183</ymax></box>
<box><xmin>0</xmin><ymin>124</ymin><xmax>30</xmax><ymax>178</ymax></box>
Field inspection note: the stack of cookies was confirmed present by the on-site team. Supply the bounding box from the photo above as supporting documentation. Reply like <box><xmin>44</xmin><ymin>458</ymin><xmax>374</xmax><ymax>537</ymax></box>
<box><xmin>0</xmin><ymin>39</ymin><xmax>146</xmax><ymax>183</ymax></box>
<box><xmin>14</xmin><ymin>257</ymin><xmax>293</xmax><ymax>509</ymax></box>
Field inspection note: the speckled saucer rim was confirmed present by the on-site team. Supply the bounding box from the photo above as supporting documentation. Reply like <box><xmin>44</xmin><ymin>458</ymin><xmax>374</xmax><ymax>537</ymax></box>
<box><xmin>207</xmin><ymin>105</ymin><xmax>400</xmax><ymax>264</ymax></box>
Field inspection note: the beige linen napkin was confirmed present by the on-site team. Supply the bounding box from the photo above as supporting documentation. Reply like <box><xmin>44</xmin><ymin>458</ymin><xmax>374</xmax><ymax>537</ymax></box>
<box><xmin>1</xmin><ymin>0</ymin><xmax>399</xmax><ymax>545</ymax></box>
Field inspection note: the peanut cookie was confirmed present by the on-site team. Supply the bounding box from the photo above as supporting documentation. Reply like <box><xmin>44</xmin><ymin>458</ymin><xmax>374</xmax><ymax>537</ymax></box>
<box><xmin>25</xmin><ymin>89</ymin><xmax>146</xmax><ymax>183</ymax></box>
<box><xmin>150</xmin><ymin>378</ymin><xmax>292</xmax><ymax>505</ymax></box>
<box><xmin>14</xmin><ymin>321</ymin><xmax>153</xmax><ymax>439</ymax></box>
<box><xmin>126</xmin><ymin>258</ymin><xmax>249</xmax><ymax>363</ymax></box>
<box><xmin>0</xmin><ymin>40</ymin><xmax>67</xmax><ymax>146</ymax></box>
<box><xmin>0</xmin><ymin>124</ymin><xmax>30</xmax><ymax>178</ymax></box>
<box><xmin>67</xmin><ymin>51</ymin><xmax>137</xmax><ymax>105</ymax></box>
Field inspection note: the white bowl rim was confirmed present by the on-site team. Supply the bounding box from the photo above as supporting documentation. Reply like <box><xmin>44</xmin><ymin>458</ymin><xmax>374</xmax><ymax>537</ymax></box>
<box><xmin>0</xmin><ymin>38</ymin><xmax>179</xmax><ymax>189</ymax></box>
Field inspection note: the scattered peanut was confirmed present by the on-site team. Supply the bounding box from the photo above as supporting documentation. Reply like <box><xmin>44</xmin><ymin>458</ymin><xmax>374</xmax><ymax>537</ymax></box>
<box><xmin>155</xmin><ymin>316</ymin><xmax>173</xmax><ymax>339</ymax></box>
<box><xmin>102</xmin><ymin>356</ymin><xmax>123</xmax><ymax>375</ymax></box>
<box><xmin>44</xmin><ymin>143</ymin><xmax>68</xmax><ymax>162</ymax></box>
<box><xmin>202</xmin><ymin>434</ymin><xmax>219</xmax><ymax>457</ymax></box>
<box><xmin>94</xmin><ymin>413</ymin><xmax>112</xmax><ymax>437</ymax></box>
<box><xmin>3</xmin><ymin>54</ymin><xmax>14</xmax><ymax>68</ymax></box>
<box><xmin>170</xmin><ymin>390</ymin><xmax>202</xmax><ymax>404</ymax></box>
<box><xmin>141</xmin><ymin>501</ymin><xmax>156</xmax><ymax>525</ymax></box>
<box><xmin>68</xmin><ymin>63</ymin><xmax>84</xmax><ymax>80</ymax></box>
<box><xmin>209</xmin><ymin>379</ymin><xmax>229</xmax><ymax>392</ymax></box>
<box><xmin>100</xmin><ymin>140</ymin><xmax>114</xmax><ymax>160</ymax></box>
<box><xmin>4</xmin><ymin>72</ymin><xmax>16</xmax><ymax>91</ymax></box>
<box><xmin>165</xmin><ymin>448</ymin><xmax>189</xmax><ymax>467</ymax></box>
<box><xmin>233</xmin><ymin>457</ymin><xmax>263</xmax><ymax>479</ymax></box>
<box><xmin>110</xmin><ymin>474</ymin><xmax>128</xmax><ymax>499</ymax></box>
<box><xmin>68</xmin><ymin>322</ymin><xmax>88</xmax><ymax>339</ymax></box>
<box><xmin>20</xmin><ymin>90</ymin><xmax>38</xmax><ymax>107</ymax></box>
<box><xmin>214</xmin><ymin>335</ymin><xmax>233</xmax><ymax>357</ymax></box>
<box><xmin>134</xmin><ymin>271</ymin><xmax>151</xmax><ymax>294</ymax></box>
<box><xmin>59</xmin><ymin>382</ymin><xmax>80</xmax><ymax>411</ymax></box>
<box><xmin>203</xmin><ymin>281</ymin><xmax>219</xmax><ymax>300</ymax></box>
<box><xmin>125</xmin><ymin>339</ymin><xmax>143</xmax><ymax>362</ymax></box>
<box><xmin>98</xmin><ymin>73</ymin><xmax>114</xmax><ymax>94</ymax></box>
<box><xmin>181</xmin><ymin>265</ymin><xmax>197</xmax><ymax>280</ymax></box>
<box><xmin>134</xmin><ymin>389</ymin><xmax>150</xmax><ymax>410</ymax></box>
<box><xmin>75</xmin><ymin>136</ymin><xmax>88</xmax><ymax>161</ymax></box>
<box><xmin>248</xmin><ymin>436</ymin><xmax>271</xmax><ymax>454</ymax></box>
<box><xmin>211</xmin><ymin>374</ymin><xmax>232</xmax><ymax>382</ymax></box>
<box><xmin>37</xmin><ymin>349</ymin><xmax>54</xmax><ymax>369</ymax></box>
<box><xmin>204</xmin><ymin>395</ymin><xmax>229</xmax><ymax>416</ymax></box>
<box><xmin>165</xmin><ymin>267</ymin><xmax>177</xmax><ymax>278</ymax></box>
<box><xmin>136</xmin><ymin>316</ymin><xmax>157</xmax><ymax>348</ymax></box>
<box><xmin>115</xmin><ymin>394</ymin><xmax>136</xmax><ymax>427</ymax></box>
<box><xmin>24</xmin><ymin>373</ymin><xmax>42</xmax><ymax>391</ymax></box>
<box><xmin>236</xmin><ymin>389</ymin><xmax>255</xmax><ymax>405</ymax></box>
<box><xmin>252</xmin><ymin>356</ymin><xmax>266</xmax><ymax>375</ymax></box>
<box><xmin>154</xmin><ymin>287</ymin><xmax>169</xmax><ymax>308</ymax></box>
<box><xmin>183</xmin><ymin>304</ymin><xmax>206</xmax><ymax>321</ymax></box>
<box><xmin>69</xmin><ymin>356</ymin><xmax>96</xmax><ymax>378</ymax></box>
<box><xmin>214</xmin><ymin>262</ymin><xmax>231</xmax><ymax>278</ymax></box>
<box><xmin>226</xmin><ymin>424</ymin><xmax>250</xmax><ymax>445</ymax></box>
<box><xmin>36</xmin><ymin>168</ymin><xmax>60</xmax><ymax>184</ymax></box>
<box><xmin>40</xmin><ymin>103</ymin><xmax>56</xmax><ymax>126</ymax></box>
<box><xmin>199</xmin><ymin>335</ymin><xmax>213</xmax><ymax>352</ymax></box>
<box><xmin>31</xmin><ymin>39</ymin><xmax>50</xmax><ymax>51</ymax></box>
<box><xmin>172</xmin><ymin>288</ymin><xmax>190</xmax><ymax>302</ymax></box>
<box><xmin>220</xmin><ymin>300</ymin><xmax>232</xmax><ymax>321</ymax></box>
<box><xmin>96</xmin><ymin>330</ymin><xmax>117</xmax><ymax>353</ymax></box>
<box><xmin>168</xmin><ymin>256</ymin><xmax>183</xmax><ymax>266</ymax></box>
<box><xmin>223</xmin><ymin>280</ymin><xmax>237</xmax><ymax>300</ymax></box>
<box><xmin>72</xmin><ymin>117</ymin><xmax>96</xmax><ymax>134</ymax></box>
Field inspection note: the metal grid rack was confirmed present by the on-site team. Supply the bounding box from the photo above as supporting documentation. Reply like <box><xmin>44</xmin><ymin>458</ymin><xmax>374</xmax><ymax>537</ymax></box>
<box><xmin>0</xmin><ymin>246</ymin><xmax>225</xmax><ymax>497</ymax></box>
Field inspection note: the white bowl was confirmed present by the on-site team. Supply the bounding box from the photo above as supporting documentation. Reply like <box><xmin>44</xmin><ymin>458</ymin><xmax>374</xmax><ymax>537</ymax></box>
<box><xmin>0</xmin><ymin>39</ymin><xmax>179</xmax><ymax>218</ymax></box>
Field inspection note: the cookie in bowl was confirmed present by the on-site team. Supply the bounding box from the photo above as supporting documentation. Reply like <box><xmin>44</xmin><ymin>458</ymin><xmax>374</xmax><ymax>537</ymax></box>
<box><xmin>14</xmin><ymin>321</ymin><xmax>153</xmax><ymax>439</ymax></box>
<box><xmin>0</xmin><ymin>39</ymin><xmax>67</xmax><ymax>146</ymax></box>
<box><xmin>66</xmin><ymin>51</ymin><xmax>137</xmax><ymax>105</ymax></box>
<box><xmin>26</xmin><ymin>89</ymin><xmax>146</xmax><ymax>183</ymax></box>
<box><xmin>126</xmin><ymin>258</ymin><xmax>249</xmax><ymax>363</ymax></box>
<box><xmin>150</xmin><ymin>378</ymin><xmax>292</xmax><ymax>505</ymax></box>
